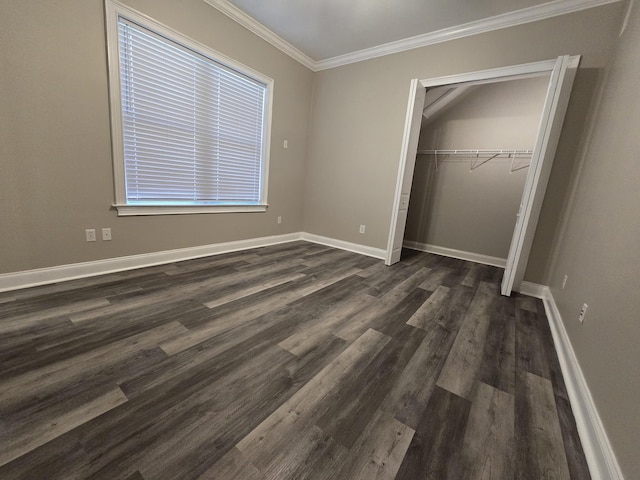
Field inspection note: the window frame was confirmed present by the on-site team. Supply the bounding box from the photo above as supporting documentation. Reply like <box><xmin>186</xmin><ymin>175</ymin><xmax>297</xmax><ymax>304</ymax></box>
<box><xmin>104</xmin><ymin>0</ymin><xmax>273</xmax><ymax>216</ymax></box>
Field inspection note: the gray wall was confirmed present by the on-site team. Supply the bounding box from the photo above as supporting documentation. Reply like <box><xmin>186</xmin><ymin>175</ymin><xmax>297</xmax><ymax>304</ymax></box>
<box><xmin>0</xmin><ymin>0</ymin><xmax>314</xmax><ymax>274</ymax></box>
<box><xmin>541</xmin><ymin>3</ymin><xmax>640</xmax><ymax>477</ymax></box>
<box><xmin>404</xmin><ymin>77</ymin><xmax>548</xmax><ymax>259</ymax></box>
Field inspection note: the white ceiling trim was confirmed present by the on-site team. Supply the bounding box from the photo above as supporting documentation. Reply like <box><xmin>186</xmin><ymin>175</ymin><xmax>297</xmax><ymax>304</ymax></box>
<box><xmin>204</xmin><ymin>0</ymin><xmax>622</xmax><ymax>72</ymax></box>
<box><xmin>202</xmin><ymin>0</ymin><xmax>316</xmax><ymax>70</ymax></box>
<box><xmin>315</xmin><ymin>0</ymin><xmax>622</xmax><ymax>70</ymax></box>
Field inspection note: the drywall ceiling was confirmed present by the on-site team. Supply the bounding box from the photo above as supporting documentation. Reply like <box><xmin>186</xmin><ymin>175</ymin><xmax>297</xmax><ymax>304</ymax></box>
<box><xmin>210</xmin><ymin>0</ymin><xmax>618</xmax><ymax>65</ymax></box>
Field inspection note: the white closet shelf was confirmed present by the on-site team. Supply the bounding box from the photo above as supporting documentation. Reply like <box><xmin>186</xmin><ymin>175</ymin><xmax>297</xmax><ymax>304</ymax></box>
<box><xmin>416</xmin><ymin>149</ymin><xmax>533</xmax><ymax>156</ymax></box>
<box><xmin>416</xmin><ymin>149</ymin><xmax>532</xmax><ymax>172</ymax></box>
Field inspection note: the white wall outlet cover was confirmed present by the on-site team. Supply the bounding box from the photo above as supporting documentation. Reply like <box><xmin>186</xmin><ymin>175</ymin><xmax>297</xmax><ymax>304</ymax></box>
<box><xmin>85</xmin><ymin>229</ymin><xmax>96</xmax><ymax>242</ymax></box>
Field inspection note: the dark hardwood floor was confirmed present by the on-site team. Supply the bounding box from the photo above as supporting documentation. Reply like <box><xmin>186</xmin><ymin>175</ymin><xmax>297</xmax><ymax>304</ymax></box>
<box><xmin>0</xmin><ymin>242</ymin><xmax>591</xmax><ymax>479</ymax></box>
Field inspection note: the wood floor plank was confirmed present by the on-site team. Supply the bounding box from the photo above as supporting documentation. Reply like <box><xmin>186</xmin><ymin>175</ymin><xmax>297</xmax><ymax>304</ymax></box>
<box><xmin>367</xmin><ymin>287</ymin><xmax>433</xmax><ymax>339</ymax></box>
<box><xmin>382</xmin><ymin>324</ymin><xmax>454</xmax><ymax>429</ymax></box>
<box><xmin>336</xmin><ymin>409</ymin><xmax>415</xmax><ymax>480</ymax></box>
<box><xmin>124</xmin><ymin>472</ymin><xmax>147</xmax><ymax>480</ymax></box>
<box><xmin>394</xmin><ymin>386</ymin><xmax>471</xmax><ymax>480</ymax></box>
<box><xmin>364</xmin><ymin>262</ymin><xmax>423</xmax><ymax>297</ymax></box>
<box><xmin>433</xmin><ymin>283</ymin><xmax>476</xmax><ymax>333</ymax></box>
<box><xmin>69</xmin><ymin>259</ymin><xmax>302</xmax><ymax>323</ymax></box>
<box><xmin>356</xmin><ymin>261</ymin><xmax>389</xmax><ymax>279</ymax></box>
<box><xmin>516</xmin><ymin>295</ymin><xmax>538</xmax><ymax>313</ymax></box>
<box><xmin>235</xmin><ymin>329</ymin><xmax>391</xmax><ymax>471</ymax></box>
<box><xmin>461</xmin><ymin>263</ymin><xmax>482</xmax><ymax>287</ymax></box>
<box><xmin>453</xmin><ymin>382</ymin><xmax>515</xmax><ymax>480</ymax></box>
<box><xmin>163</xmin><ymin>253</ymin><xmax>253</xmax><ymax>276</ymax></box>
<box><xmin>406</xmin><ymin>285</ymin><xmax>451</xmax><ymax>331</ymax></box>
<box><xmin>199</xmin><ymin>261</ymin><xmax>307</xmax><ymax>302</ymax></box>
<box><xmin>515</xmin><ymin>371</ymin><xmax>571</xmax><ymax>480</ymax></box>
<box><xmin>436</xmin><ymin>281</ymin><xmax>496</xmax><ymax>399</ymax></box>
<box><xmin>199</xmin><ymin>448</ymin><xmax>265</xmax><ymax>480</ymax></box>
<box><xmin>278</xmin><ymin>293</ymin><xmax>371</xmax><ymax>357</ymax></box>
<box><xmin>2</xmin><ymin>347</ymin><xmax>167</xmax><ymax>433</ymax></box>
<box><xmin>128</xmin><ymin>310</ymin><xmax>301</xmax><ymax>399</ymax></box>
<box><xmin>478</xmin><ymin>313</ymin><xmax>516</xmax><ymax>395</ymax></box>
<box><xmin>419</xmin><ymin>267</ymin><xmax>454</xmax><ymax>291</ymax></box>
<box><xmin>0</xmin><ymin>294</ymin><xmax>17</xmax><ymax>304</ymax></box>
<box><xmin>0</xmin><ymin>436</ymin><xmax>92</xmax><ymax>480</ymax></box>
<box><xmin>300</xmin><ymin>248</ymin><xmax>361</xmax><ymax>268</ymax></box>
<box><xmin>283</xmin><ymin>433</ymin><xmax>350</xmax><ymax>480</ymax></box>
<box><xmin>333</xmin><ymin>282</ymin><xmax>418</xmax><ymax>342</ymax></box>
<box><xmin>0</xmin><ymin>321</ymin><xmax>186</xmax><ymax>409</ymax></box>
<box><xmin>203</xmin><ymin>272</ymin><xmax>306</xmax><ymax>309</ymax></box>
<box><xmin>515</xmin><ymin>308</ymin><xmax>551</xmax><ymax>379</ymax></box>
<box><xmin>249</xmin><ymin>425</ymin><xmax>341</xmax><ymax>480</ymax></box>
<box><xmin>0</xmin><ymin>387</ymin><xmax>128</xmax><ymax>468</ymax></box>
<box><xmin>81</xmin><ymin>346</ymin><xmax>298</xmax><ymax>479</ymax></box>
<box><xmin>0</xmin><ymin>298</ymin><xmax>111</xmax><ymax>333</ymax></box>
<box><xmin>392</xmin><ymin>267</ymin><xmax>434</xmax><ymax>293</ymax></box>
<box><xmin>315</xmin><ymin>327</ymin><xmax>425</xmax><ymax>449</ymax></box>
<box><xmin>161</xmin><ymin>270</ymin><xmax>363</xmax><ymax>356</ymax></box>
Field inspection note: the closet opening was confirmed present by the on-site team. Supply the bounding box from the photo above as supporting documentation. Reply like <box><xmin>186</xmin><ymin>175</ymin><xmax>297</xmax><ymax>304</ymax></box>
<box><xmin>386</xmin><ymin>56</ymin><xmax>579</xmax><ymax>296</ymax></box>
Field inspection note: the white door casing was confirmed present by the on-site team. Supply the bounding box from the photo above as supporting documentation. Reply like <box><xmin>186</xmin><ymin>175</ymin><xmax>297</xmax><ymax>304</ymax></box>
<box><xmin>386</xmin><ymin>79</ymin><xmax>426</xmax><ymax>265</ymax></box>
<box><xmin>501</xmin><ymin>55</ymin><xmax>580</xmax><ymax>295</ymax></box>
<box><xmin>386</xmin><ymin>56</ymin><xmax>579</xmax><ymax>297</ymax></box>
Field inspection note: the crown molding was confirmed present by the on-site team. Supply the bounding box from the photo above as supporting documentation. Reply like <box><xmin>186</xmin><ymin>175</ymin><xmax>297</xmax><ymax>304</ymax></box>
<box><xmin>315</xmin><ymin>0</ymin><xmax>622</xmax><ymax>70</ymax></box>
<box><xmin>202</xmin><ymin>0</ymin><xmax>317</xmax><ymax>70</ymax></box>
<box><xmin>203</xmin><ymin>0</ymin><xmax>623</xmax><ymax>72</ymax></box>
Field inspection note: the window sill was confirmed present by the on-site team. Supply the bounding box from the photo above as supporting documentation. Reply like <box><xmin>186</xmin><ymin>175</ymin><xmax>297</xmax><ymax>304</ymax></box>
<box><xmin>113</xmin><ymin>204</ymin><xmax>268</xmax><ymax>216</ymax></box>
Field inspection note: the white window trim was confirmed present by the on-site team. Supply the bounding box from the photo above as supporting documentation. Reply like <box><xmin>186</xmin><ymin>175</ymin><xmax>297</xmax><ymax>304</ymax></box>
<box><xmin>104</xmin><ymin>0</ymin><xmax>273</xmax><ymax>216</ymax></box>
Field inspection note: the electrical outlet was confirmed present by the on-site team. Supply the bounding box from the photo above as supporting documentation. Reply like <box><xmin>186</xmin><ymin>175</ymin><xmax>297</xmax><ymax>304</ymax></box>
<box><xmin>578</xmin><ymin>303</ymin><xmax>588</xmax><ymax>324</ymax></box>
<box><xmin>283</xmin><ymin>140</ymin><xmax>288</xmax><ymax>149</ymax></box>
<box><xmin>85</xmin><ymin>229</ymin><xmax>96</xmax><ymax>242</ymax></box>
<box><xmin>562</xmin><ymin>274</ymin><xmax>568</xmax><ymax>289</ymax></box>
<box><xmin>359</xmin><ymin>224</ymin><xmax>366</xmax><ymax>234</ymax></box>
<box><xmin>102</xmin><ymin>228</ymin><xmax>112</xmax><ymax>241</ymax></box>
<box><xmin>277</xmin><ymin>216</ymin><xmax>282</xmax><ymax>224</ymax></box>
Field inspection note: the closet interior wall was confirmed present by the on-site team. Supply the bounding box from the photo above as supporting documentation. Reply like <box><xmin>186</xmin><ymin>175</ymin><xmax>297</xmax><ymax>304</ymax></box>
<box><xmin>405</xmin><ymin>76</ymin><xmax>550</xmax><ymax>261</ymax></box>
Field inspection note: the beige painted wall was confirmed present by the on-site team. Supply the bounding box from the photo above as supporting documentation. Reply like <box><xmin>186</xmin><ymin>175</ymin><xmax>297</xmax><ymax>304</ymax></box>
<box><xmin>404</xmin><ymin>77</ymin><xmax>548</xmax><ymax>258</ymax></box>
<box><xmin>541</xmin><ymin>3</ymin><xmax>640</xmax><ymax>477</ymax></box>
<box><xmin>302</xmin><ymin>3</ymin><xmax>625</xmax><ymax>283</ymax></box>
<box><xmin>0</xmin><ymin>0</ymin><xmax>314</xmax><ymax>274</ymax></box>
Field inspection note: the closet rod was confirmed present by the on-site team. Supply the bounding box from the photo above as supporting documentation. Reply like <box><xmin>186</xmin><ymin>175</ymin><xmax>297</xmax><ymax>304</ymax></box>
<box><xmin>416</xmin><ymin>149</ymin><xmax>533</xmax><ymax>156</ymax></box>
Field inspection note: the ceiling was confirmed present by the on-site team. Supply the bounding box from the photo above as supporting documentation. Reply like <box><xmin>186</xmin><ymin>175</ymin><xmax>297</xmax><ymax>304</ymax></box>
<box><xmin>205</xmin><ymin>0</ymin><xmax>621</xmax><ymax>69</ymax></box>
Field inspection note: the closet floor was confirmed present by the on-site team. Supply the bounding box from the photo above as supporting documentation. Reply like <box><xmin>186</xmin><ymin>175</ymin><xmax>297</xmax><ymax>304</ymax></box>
<box><xmin>0</xmin><ymin>242</ymin><xmax>590</xmax><ymax>479</ymax></box>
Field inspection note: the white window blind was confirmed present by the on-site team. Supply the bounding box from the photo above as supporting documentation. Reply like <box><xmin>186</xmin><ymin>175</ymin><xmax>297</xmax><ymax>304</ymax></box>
<box><xmin>116</xmin><ymin>17</ymin><xmax>267</xmax><ymax>206</ymax></box>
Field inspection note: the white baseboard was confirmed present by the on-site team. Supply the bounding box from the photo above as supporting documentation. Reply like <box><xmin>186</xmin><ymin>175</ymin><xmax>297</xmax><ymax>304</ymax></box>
<box><xmin>537</xmin><ymin>286</ymin><xmax>624</xmax><ymax>480</ymax></box>
<box><xmin>301</xmin><ymin>233</ymin><xmax>387</xmax><ymax>260</ymax></box>
<box><xmin>403</xmin><ymin>241</ymin><xmax>507</xmax><ymax>268</ymax></box>
<box><xmin>0</xmin><ymin>232</ymin><xmax>303</xmax><ymax>293</ymax></box>
<box><xmin>0</xmin><ymin>232</ymin><xmax>387</xmax><ymax>292</ymax></box>
<box><xmin>518</xmin><ymin>280</ymin><xmax>547</xmax><ymax>298</ymax></box>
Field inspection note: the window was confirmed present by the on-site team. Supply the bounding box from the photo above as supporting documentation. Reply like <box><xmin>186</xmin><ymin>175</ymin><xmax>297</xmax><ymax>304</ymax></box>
<box><xmin>105</xmin><ymin>1</ymin><xmax>272</xmax><ymax>215</ymax></box>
